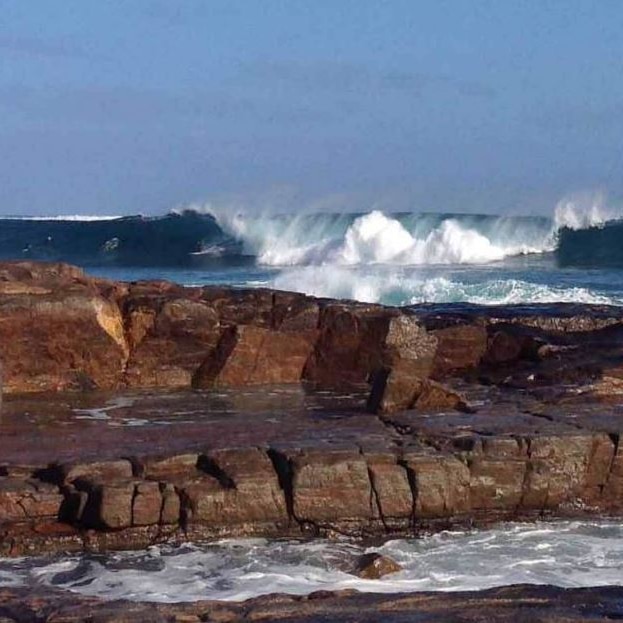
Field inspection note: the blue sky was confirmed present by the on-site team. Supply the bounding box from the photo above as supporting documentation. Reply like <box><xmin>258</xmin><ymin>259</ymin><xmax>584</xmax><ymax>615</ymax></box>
<box><xmin>1</xmin><ymin>0</ymin><xmax>622</xmax><ymax>216</ymax></box>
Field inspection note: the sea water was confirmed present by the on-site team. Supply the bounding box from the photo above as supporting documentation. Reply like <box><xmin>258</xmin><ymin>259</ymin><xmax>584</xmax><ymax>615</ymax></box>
<box><xmin>0</xmin><ymin>521</ymin><xmax>622</xmax><ymax>603</ymax></box>
<box><xmin>3</xmin><ymin>202</ymin><xmax>623</xmax><ymax>307</ymax></box>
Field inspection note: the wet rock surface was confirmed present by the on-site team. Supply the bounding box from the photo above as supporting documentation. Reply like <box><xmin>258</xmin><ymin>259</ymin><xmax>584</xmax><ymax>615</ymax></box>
<box><xmin>353</xmin><ymin>552</ymin><xmax>403</xmax><ymax>579</ymax></box>
<box><xmin>2</xmin><ymin>262</ymin><xmax>623</xmax><ymax>616</ymax></box>
<box><xmin>1</xmin><ymin>584</ymin><xmax>623</xmax><ymax>622</ymax></box>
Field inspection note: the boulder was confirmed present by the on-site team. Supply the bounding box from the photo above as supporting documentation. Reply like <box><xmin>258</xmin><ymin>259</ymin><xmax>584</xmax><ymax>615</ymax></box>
<box><xmin>193</xmin><ymin>324</ymin><xmax>316</xmax><ymax>388</ymax></box>
<box><xmin>367</xmin><ymin>315</ymin><xmax>439</xmax><ymax>413</ymax></box>
<box><xmin>431</xmin><ymin>323</ymin><xmax>487</xmax><ymax>375</ymax></box>
<box><xmin>353</xmin><ymin>552</ymin><xmax>402</xmax><ymax>579</ymax></box>
<box><xmin>303</xmin><ymin>306</ymin><xmax>393</xmax><ymax>388</ymax></box>
<box><xmin>0</xmin><ymin>291</ymin><xmax>128</xmax><ymax>393</ymax></box>
<box><xmin>180</xmin><ymin>448</ymin><xmax>287</xmax><ymax>527</ymax></box>
<box><xmin>0</xmin><ymin>478</ymin><xmax>63</xmax><ymax>523</ymax></box>
<box><xmin>286</xmin><ymin>448</ymin><xmax>374</xmax><ymax>525</ymax></box>
<box><xmin>124</xmin><ymin>292</ymin><xmax>221</xmax><ymax>388</ymax></box>
<box><xmin>368</xmin><ymin>375</ymin><xmax>468</xmax><ymax>414</ymax></box>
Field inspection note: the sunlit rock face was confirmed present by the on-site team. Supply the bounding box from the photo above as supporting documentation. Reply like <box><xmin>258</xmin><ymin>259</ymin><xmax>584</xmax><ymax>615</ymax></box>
<box><xmin>1</xmin><ymin>261</ymin><xmax>623</xmax><ymax>556</ymax></box>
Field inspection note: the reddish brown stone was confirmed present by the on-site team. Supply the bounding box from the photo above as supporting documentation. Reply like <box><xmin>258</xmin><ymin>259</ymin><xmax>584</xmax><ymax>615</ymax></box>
<box><xmin>0</xmin><ymin>290</ymin><xmax>127</xmax><ymax>392</ymax></box>
<box><xmin>402</xmin><ymin>449</ymin><xmax>471</xmax><ymax>518</ymax></box>
<box><xmin>63</xmin><ymin>459</ymin><xmax>134</xmax><ymax>484</ymax></box>
<box><xmin>193</xmin><ymin>325</ymin><xmax>316</xmax><ymax>388</ymax></box>
<box><xmin>159</xmin><ymin>483</ymin><xmax>181</xmax><ymax>525</ymax></box>
<box><xmin>0</xmin><ymin>478</ymin><xmax>62</xmax><ymax>522</ymax></box>
<box><xmin>353</xmin><ymin>552</ymin><xmax>403</xmax><ymax>579</ymax></box>
<box><xmin>303</xmin><ymin>306</ymin><xmax>394</xmax><ymax>388</ymax></box>
<box><xmin>124</xmin><ymin>294</ymin><xmax>221</xmax><ymax>388</ymax></box>
<box><xmin>366</xmin><ymin>455</ymin><xmax>413</xmax><ymax>521</ymax></box>
<box><xmin>75</xmin><ymin>479</ymin><xmax>136</xmax><ymax>529</ymax></box>
<box><xmin>180</xmin><ymin>448</ymin><xmax>287</xmax><ymax>527</ymax></box>
<box><xmin>132</xmin><ymin>480</ymin><xmax>162</xmax><ymax>526</ymax></box>
<box><xmin>142</xmin><ymin>454</ymin><xmax>200</xmax><ymax>481</ymax></box>
<box><xmin>288</xmin><ymin>448</ymin><xmax>374</xmax><ymax>524</ymax></box>
<box><xmin>431</xmin><ymin>323</ymin><xmax>487</xmax><ymax>375</ymax></box>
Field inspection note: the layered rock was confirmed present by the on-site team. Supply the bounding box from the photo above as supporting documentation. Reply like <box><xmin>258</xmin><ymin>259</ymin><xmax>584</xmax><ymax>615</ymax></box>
<box><xmin>1</xmin><ymin>262</ymin><xmax>623</xmax><ymax>555</ymax></box>
<box><xmin>1</xmin><ymin>583</ymin><xmax>623</xmax><ymax>622</ymax></box>
<box><xmin>2</xmin><ymin>261</ymin><xmax>623</xmax><ymax>403</ymax></box>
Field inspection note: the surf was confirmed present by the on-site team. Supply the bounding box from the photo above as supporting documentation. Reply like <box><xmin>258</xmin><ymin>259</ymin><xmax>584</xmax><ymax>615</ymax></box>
<box><xmin>2</xmin><ymin>520</ymin><xmax>622</xmax><ymax>603</ymax></box>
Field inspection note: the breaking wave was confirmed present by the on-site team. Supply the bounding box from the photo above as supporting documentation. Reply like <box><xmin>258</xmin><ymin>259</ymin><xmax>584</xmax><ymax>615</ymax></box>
<box><xmin>1</xmin><ymin>194</ymin><xmax>623</xmax><ymax>269</ymax></box>
<box><xmin>204</xmin><ymin>207</ymin><xmax>555</xmax><ymax>266</ymax></box>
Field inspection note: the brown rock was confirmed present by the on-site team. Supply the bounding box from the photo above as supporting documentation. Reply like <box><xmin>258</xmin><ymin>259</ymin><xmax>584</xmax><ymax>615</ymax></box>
<box><xmin>75</xmin><ymin>479</ymin><xmax>136</xmax><ymax>529</ymax></box>
<box><xmin>367</xmin><ymin>367</ymin><xmax>425</xmax><ymax>414</ymax></box>
<box><xmin>124</xmin><ymin>293</ymin><xmax>221</xmax><ymax>388</ymax></box>
<box><xmin>64</xmin><ymin>459</ymin><xmax>134</xmax><ymax>484</ymax></box>
<box><xmin>366</xmin><ymin>455</ymin><xmax>414</xmax><ymax>522</ymax></box>
<box><xmin>0</xmin><ymin>478</ymin><xmax>62</xmax><ymax>522</ymax></box>
<box><xmin>132</xmin><ymin>481</ymin><xmax>162</xmax><ymax>526</ymax></box>
<box><xmin>193</xmin><ymin>324</ymin><xmax>315</xmax><ymax>388</ymax></box>
<box><xmin>159</xmin><ymin>483</ymin><xmax>181</xmax><ymax>525</ymax></box>
<box><xmin>414</xmin><ymin>380</ymin><xmax>469</xmax><ymax>412</ymax></box>
<box><xmin>353</xmin><ymin>552</ymin><xmax>402</xmax><ymax>579</ymax></box>
<box><xmin>485</xmin><ymin>330</ymin><xmax>525</xmax><ymax>364</ymax></box>
<box><xmin>180</xmin><ymin>448</ymin><xmax>287</xmax><ymax>527</ymax></box>
<box><xmin>0</xmin><ymin>289</ymin><xmax>128</xmax><ymax>393</ymax></box>
<box><xmin>403</xmin><ymin>449</ymin><xmax>471</xmax><ymax>518</ymax></box>
<box><xmin>431</xmin><ymin>323</ymin><xmax>487</xmax><ymax>375</ymax></box>
<box><xmin>287</xmin><ymin>448</ymin><xmax>374</xmax><ymax>524</ymax></box>
<box><xmin>303</xmin><ymin>306</ymin><xmax>393</xmax><ymax>388</ymax></box>
<box><xmin>142</xmin><ymin>454</ymin><xmax>200</xmax><ymax>480</ymax></box>
<box><xmin>367</xmin><ymin>315</ymin><xmax>439</xmax><ymax>413</ymax></box>
<box><xmin>369</xmin><ymin>375</ymin><xmax>467</xmax><ymax>415</ymax></box>
<box><xmin>469</xmin><ymin>458</ymin><xmax>526</xmax><ymax>510</ymax></box>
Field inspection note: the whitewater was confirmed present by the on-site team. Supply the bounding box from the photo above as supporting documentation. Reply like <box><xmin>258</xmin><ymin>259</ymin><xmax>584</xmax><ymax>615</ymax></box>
<box><xmin>1</xmin><ymin>195</ymin><xmax>623</xmax><ymax>306</ymax></box>
<box><xmin>1</xmin><ymin>521</ymin><xmax>623</xmax><ymax>603</ymax></box>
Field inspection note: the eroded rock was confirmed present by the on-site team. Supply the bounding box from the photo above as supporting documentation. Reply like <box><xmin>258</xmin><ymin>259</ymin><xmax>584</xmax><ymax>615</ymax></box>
<box><xmin>352</xmin><ymin>552</ymin><xmax>403</xmax><ymax>579</ymax></box>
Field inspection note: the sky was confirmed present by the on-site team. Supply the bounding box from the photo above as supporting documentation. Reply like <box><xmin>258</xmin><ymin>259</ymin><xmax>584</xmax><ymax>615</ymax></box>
<box><xmin>1</xmin><ymin>0</ymin><xmax>622</xmax><ymax>216</ymax></box>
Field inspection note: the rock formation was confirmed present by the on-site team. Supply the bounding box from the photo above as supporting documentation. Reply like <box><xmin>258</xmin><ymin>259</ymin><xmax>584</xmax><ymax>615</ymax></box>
<box><xmin>353</xmin><ymin>552</ymin><xmax>403</xmax><ymax>579</ymax></box>
<box><xmin>1</xmin><ymin>261</ymin><xmax>623</xmax><ymax>555</ymax></box>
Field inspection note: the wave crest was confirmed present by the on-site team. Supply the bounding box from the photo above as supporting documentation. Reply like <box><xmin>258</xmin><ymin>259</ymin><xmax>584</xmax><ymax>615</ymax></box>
<box><xmin>206</xmin><ymin>207</ymin><xmax>554</xmax><ymax>267</ymax></box>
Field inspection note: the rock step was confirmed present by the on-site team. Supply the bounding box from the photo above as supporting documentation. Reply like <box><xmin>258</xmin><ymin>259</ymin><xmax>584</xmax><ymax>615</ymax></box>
<box><xmin>0</xmin><ymin>429</ymin><xmax>621</xmax><ymax>556</ymax></box>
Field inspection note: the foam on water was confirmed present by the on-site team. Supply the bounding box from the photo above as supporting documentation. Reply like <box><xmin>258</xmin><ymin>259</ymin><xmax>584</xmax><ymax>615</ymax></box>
<box><xmin>271</xmin><ymin>266</ymin><xmax>621</xmax><ymax>306</ymax></box>
<box><xmin>1</xmin><ymin>521</ymin><xmax>622</xmax><ymax>603</ymax></box>
<box><xmin>553</xmin><ymin>191</ymin><xmax>622</xmax><ymax>231</ymax></box>
<box><xmin>206</xmin><ymin>207</ymin><xmax>555</xmax><ymax>267</ymax></box>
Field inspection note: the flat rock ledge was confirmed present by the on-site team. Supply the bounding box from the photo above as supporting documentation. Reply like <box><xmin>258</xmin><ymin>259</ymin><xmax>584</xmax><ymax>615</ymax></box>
<box><xmin>2</xmin><ymin>261</ymin><xmax>623</xmax><ymax>555</ymax></box>
<box><xmin>1</xmin><ymin>584</ymin><xmax>623</xmax><ymax>622</ymax></box>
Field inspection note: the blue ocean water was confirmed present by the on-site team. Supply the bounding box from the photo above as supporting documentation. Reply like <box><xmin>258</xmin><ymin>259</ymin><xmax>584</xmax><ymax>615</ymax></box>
<box><xmin>2</xmin><ymin>205</ymin><xmax>623</xmax><ymax>306</ymax></box>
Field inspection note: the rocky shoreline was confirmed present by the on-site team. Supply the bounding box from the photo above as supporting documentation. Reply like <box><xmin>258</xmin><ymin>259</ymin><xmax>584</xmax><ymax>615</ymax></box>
<box><xmin>1</xmin><ymin>260</ymin><xmax>623</xmax><ymax>619</ymax></box>
<box><xmin>1</xmin><ymin>261</ymin><xmax>623</xmax><ymax>555</ymax></box>
<box><xmin>2</xmin><ymin>584</ymin><xmax>623</xmax><ymax>622</ymax></box>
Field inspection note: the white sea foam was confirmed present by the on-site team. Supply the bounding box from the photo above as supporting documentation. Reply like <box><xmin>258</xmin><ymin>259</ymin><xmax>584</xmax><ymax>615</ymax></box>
<box><xmin>202</xmin><ymin>206</ymin><xmax>555</xmax><ymax>268</ymax></box>
<box><xmin>271</xmin><ymin>267</ymin><xmax>620</xmax><ymax>306</ymax></box>
<box><xmin>553</xmin><ymin>191</ymin><xmax>622</xmax><ymax>231</ymax></box>
<box><xmin>328</xmin><ymin>211</ymin><xmax>539</xmax><ymax>265</ymax></box>
<box><xmin>2</xmin><ymin>521</ymin><xmax>623</xmax><ymax>602</ymax></box>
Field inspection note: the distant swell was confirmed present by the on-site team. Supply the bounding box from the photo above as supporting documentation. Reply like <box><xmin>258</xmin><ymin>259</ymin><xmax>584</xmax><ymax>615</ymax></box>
<box><xmin>556</xmin><ymin>220</ymin><xmax>623</xmax><ymax>267</ymax></box>
<box><xmin>0</xmin><ymin>212</ymin><xmax>247</xmax><ymax>267</ymax></box>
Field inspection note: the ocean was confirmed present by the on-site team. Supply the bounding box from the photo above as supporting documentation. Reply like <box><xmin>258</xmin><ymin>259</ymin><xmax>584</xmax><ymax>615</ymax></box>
<box><xmin>2</xmin><ymin>202</ymin><xmax>623</xmax><ymax>307</ymax></box>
